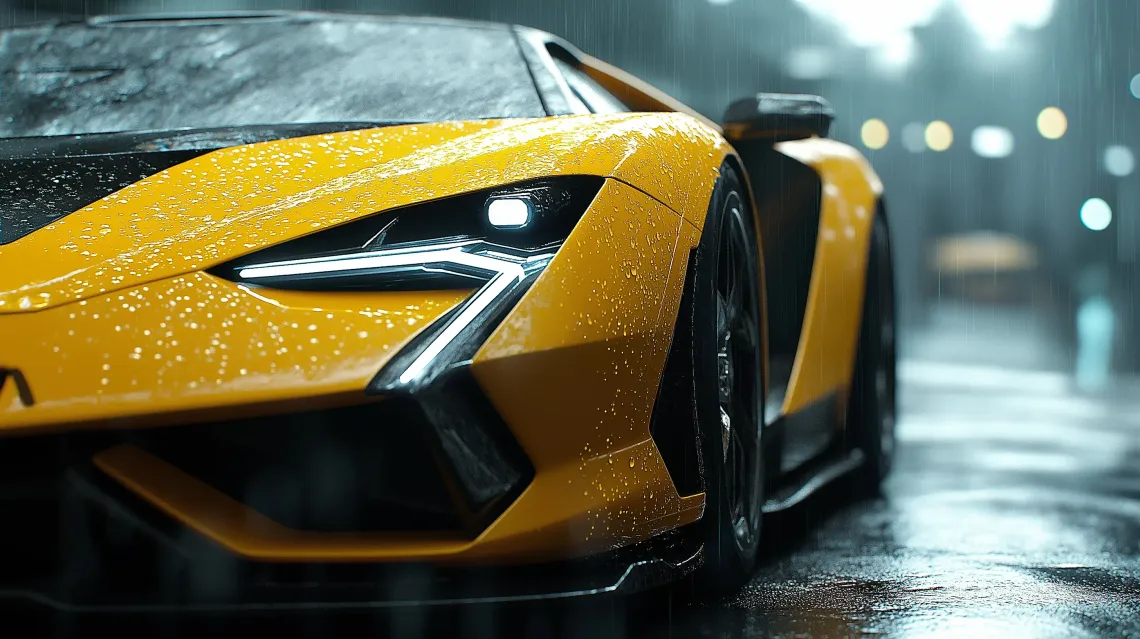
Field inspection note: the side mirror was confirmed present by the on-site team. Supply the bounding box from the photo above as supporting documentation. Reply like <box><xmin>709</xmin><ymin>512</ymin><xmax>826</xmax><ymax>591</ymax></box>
<box><xmin>722</xmin><ymin>93</ymin><xmax>834</xmax><ymax>142</ymax></box>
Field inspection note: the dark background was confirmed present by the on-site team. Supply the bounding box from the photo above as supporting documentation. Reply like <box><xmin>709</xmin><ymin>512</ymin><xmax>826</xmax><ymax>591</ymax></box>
<box><xmin>3</xmin><ymin>0</ymin><xmax>1138</xmax><ymax>377</ymax></box>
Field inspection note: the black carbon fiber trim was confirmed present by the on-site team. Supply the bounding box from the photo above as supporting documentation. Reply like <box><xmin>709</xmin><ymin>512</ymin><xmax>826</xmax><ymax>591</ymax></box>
<box><xmin>723</xmin><ymin>93</ymin><xmax>834</xmax><ymax>140</ymax></box>
<box><xmin>396</xmin><ymin>366</ymin><xmax>534</xmax><ymax>533</ymax></box>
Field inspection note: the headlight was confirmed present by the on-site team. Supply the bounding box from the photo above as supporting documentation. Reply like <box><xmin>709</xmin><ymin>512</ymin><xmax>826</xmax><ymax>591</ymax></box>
<box><xmin>214</xmin><ymin>176</ymin><xmax>602</xmax><ymax>290</ymax></box>
<box><xmin>211</xmin><ymin>176</ymin><xmax>603</xmax><ymax>392</ymax></box>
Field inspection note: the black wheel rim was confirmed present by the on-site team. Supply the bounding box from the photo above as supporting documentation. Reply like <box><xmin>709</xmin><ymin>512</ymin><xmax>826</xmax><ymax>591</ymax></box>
<box><xmin>714</xmin><ymin>195</ymin><xmax>762</xmax><ymax>552</ymax></box>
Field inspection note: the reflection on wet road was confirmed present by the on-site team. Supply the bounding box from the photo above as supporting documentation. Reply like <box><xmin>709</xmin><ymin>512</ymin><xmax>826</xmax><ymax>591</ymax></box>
<box><xmin>684</xmin><ymin>359</ymin><xmax>1140</xmax><ymax>638</ymax></box>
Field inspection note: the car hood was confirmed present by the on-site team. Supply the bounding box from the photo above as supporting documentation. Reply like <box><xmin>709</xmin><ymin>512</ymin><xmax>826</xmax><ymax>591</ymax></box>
<box><xmin>0</xmin><ymin>113</ymin><xmax>724</xmax><ymax>314</ymax></box>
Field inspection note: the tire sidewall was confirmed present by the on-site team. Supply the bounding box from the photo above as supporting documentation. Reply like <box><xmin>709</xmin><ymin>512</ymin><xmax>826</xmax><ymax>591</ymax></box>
<box><xmin>692</xmin><ymin>165</ymin><xmax>765</xmax><ymax>590</ymax></box>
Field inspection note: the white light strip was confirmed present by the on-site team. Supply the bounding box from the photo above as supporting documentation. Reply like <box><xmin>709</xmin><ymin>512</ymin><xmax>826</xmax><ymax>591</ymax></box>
<box><xmin>234</xmin><ymin>240</ymin><xmax>553</xmax><ymax>387</ymax></box>
<box><xmin>237</xmin><ymin>247</ymin><xmax>467</xmax><ymax>280</ymax></box>
<box><xmin>235</xmin><ymin>242</ymin><xmax>534</xmax><ymax>282</ymax></box>
<box><xmin>441</xmin><ymin>250</ymin><xmax>529</xmax><ymax>275</ymax></box>
<box><xmin>236</xmin><ymin>240</ymin><xmax>480</xmax><ymax>279</ymax></box>
<box><xmin>398</xmin><ymin>268</ymin><xmax>522</xmax><ymax>384</ymax></box>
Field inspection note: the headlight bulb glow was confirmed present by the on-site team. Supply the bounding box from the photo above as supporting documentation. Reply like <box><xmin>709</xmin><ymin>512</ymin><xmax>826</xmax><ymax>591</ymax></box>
<box><xmin>486</xmin><ymin>197</ymin><xmax>532</xmax><ymax>228</ymax></box>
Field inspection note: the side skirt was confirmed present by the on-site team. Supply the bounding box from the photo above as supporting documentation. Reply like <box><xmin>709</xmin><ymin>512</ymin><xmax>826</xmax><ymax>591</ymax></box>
<box><xmin>762</xmin><ymin>449</ymin><xmax>864</xmax><ymax>514</ymax></box>
<box><xmin>761</xmin><ymin>392</ymin><xmax>865</xmax><ymax>514</ymax></box>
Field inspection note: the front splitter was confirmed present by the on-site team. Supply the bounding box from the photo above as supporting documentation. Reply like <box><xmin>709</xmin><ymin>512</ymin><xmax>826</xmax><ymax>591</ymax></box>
<box><xmin>0</xmin><ymin>469</ymin><xmax>702</xmax><ymax>614</ymax></box>
<box><xmin>1</xmin><ymin>537</ymin><xmax>701</xmax><ymax>614</ymax></box>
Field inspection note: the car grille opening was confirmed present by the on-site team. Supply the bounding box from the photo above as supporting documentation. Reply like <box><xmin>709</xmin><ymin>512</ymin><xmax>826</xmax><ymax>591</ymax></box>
<box><xmin>129</xmin><ymin>399</ymin><xmax>462</xmax><ymax>532</ymax></box>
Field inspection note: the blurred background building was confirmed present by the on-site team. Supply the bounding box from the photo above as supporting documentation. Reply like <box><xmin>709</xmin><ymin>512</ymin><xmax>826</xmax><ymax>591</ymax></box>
<box><xmin>3</xmin><ymin>0</ymin><xmax>1137</xmax><ymax>381</ymax></box>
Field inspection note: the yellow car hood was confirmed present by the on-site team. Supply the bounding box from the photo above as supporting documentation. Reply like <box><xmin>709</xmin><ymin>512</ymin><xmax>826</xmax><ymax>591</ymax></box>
<box><xmin>0</xmin><ymin>113</ymin><xmax>725</xmax><ymax>314</ymax></box>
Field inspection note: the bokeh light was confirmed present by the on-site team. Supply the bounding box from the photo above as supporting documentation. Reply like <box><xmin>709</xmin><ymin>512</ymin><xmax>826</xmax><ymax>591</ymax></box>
<box><xmin>1104</xmin><ymin>146</ymin><xmax>1135</xmax><ymax>177</ymax></box>
<box><xmin>971</xmin><ymin>126</ymin><xmax>1014</xmax><ymax>158</ymax></box>
<box><xmin>785</xmin><ymin>46</ymin><xmax>835</xmax><ymax>80</ymax></box>
<box><xmin>1130</xmin><ymin>73</ymin><xmax>1140</xmax><ymax>99</ymax></box>
<box><xmin>794</xmin><ymin>0</ymin><xmax>1055</xmax><ymax>53</ymax></box>
<box><xmin>957</xmin><ymin>0</ymin><xmax>1055</xmax><ymax>48</ymax></box>
<box><xmin>1037</xmin><ymin>107</ymin><xmax>1067</xmax><ymax>139</ymax></box>
<box><xmin>861</xmin><ymin>118</ymin><xmax>890</xmax><ymax>149</ymax></box>
<box><xmin>793</xmin><ymin>0</ymin><xmax>942</xmax><ymax>47</ymax></box>
<box><xmin>925</xmin><ymin>120</ymin><xmax>953</xmax><ymax>151</ymax></box>
<box><xmin>1080</xmin><ymin>198</ymin><xmax>1112</xmax><ymax>231</ymax></box>
<box><xmin>872</xmin><ymin>31</ymin><xmax>916</xmax><ymax>71</ymax></box>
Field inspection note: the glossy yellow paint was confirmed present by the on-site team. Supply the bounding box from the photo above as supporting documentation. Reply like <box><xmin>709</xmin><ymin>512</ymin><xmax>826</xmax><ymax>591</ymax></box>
<box><xmin>0</xmin><ymin>83</ymin><xmax>880</xmax><ymax>566</ymax></box>
<box><xmin>774</xmin><ymin>137</ymin><xmax>883</xmax><ymax>415</ymax></box>
<box><xmin>472</xmin><ymin>179</ymin><xmax>705</xmax><ymax>560</ymax></box>
<box><xmin>87</xmin><ymin>179</ymin><xmax>708</xmax><ymax>563</ymax></box>
<box><xmin>0</xmin><ymin>272</ymin><xmax>468</xmax><ymax>431</ymax></box>
<box><xmin>0</xmin><ymin>112</ymin><xmax>731</xmax><ymax>562</ymax></box>
<box><xmin>0</xmin><ymin>114</ymin><xmax>728</xmax><ymax>314</ymax></box>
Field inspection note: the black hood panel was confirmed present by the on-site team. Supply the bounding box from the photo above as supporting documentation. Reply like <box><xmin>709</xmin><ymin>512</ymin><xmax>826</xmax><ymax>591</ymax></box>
<box><xmin>0</xmin><ymin>149</ymin><xmax>206</xmax><ymax>246</ymax></box>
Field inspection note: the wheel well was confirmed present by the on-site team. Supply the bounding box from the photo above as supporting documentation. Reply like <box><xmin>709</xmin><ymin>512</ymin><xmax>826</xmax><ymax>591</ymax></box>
<box><xmin>648</xmin><ymin>247</ymin><xmax>704</xmax><ymax>498</ymax></box>
<box><xmin>649</xmin><ymin>159</ymin><xmax>780</xmax><ymax>499</ymax></box>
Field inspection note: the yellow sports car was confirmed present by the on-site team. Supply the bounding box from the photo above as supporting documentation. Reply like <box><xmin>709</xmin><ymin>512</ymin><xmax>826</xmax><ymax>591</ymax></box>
<box><xmin>0</xmin><ymin>12</ymin><xmax>894</xmax><ymax>610</ymax></box>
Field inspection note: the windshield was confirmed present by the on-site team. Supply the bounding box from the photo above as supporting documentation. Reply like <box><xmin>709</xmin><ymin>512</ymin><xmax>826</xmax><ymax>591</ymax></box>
<box><xmin>0</xmin><ymin>16</ymin><xmax>546</xmax><ymax>138</ymax></box>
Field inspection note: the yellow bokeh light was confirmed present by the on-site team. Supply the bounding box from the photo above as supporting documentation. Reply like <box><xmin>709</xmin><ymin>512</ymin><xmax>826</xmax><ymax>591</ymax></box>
<box><xmin>1037</xmin><ymin>106</ymin><xmax>1067</xmax><ymax>139</ymax></box>
<box><xmin>861</xmin><ymin>118</ymin><xmax>890</xmax><ymax>150</ymax></box>
<box><xmin>925</xmin><ymin>120</ymin><xmax>953</xmax><ymax>151</ymax></box>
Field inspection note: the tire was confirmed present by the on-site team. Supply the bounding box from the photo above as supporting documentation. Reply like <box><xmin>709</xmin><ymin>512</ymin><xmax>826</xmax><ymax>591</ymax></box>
<box><xmin>690</xmin><ymin>165</ymin><xmax>765</xmax><ymax>594</ymax></box>
<box><xmin>847</xmin><ymin>210</ymin><xmax>897</xmax><ymax>494</ymax></box>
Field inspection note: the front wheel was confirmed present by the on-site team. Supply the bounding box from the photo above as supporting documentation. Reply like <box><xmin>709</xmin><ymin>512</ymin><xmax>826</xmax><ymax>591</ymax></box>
<box><xmin>691</xmin><ymin>166</ymin><xmax>765</xmax><ymax>594</ymax></box>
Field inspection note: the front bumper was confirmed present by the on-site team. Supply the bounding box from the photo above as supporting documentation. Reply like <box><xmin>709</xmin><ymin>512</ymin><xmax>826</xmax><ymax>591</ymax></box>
<box><xmin>0</xmin><ymin>179</ymin><xmax>705</xmax><ymax>600</ymax></box>
<box><xmin>0</xmin><ymin>460</ymin><xmax>700</xmax><ymax>612</ymax></box>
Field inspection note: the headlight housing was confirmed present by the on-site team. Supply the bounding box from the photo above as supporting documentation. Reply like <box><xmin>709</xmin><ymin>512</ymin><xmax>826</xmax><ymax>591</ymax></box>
<box><xmin>213</xmin><ymin>175</ymin><xmax>603</xmax><ymax>291</ymax></box>
<box><xmin>211</xmin><ymin>176</ymin><xmax>604</xmax><ymax>392</ymax></box>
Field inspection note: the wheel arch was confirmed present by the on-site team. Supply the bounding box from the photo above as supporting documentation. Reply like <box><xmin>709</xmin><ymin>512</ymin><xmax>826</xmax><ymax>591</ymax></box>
<box><xmin>647</xmin><ymin>157</ymin><xmax>773</xmax><ymax>499</ymax></box>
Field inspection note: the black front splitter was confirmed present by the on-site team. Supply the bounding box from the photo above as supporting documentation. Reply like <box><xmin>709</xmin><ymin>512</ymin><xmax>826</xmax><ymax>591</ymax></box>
<box><xmin>0</xmin><ymin>433</ymin><xmax>702</xmax><ymax>616</ymax></box>
<box><xmin>1</xmin><ymin>541</ymin><xmax>700</xmax><ymax>614</ymax></box>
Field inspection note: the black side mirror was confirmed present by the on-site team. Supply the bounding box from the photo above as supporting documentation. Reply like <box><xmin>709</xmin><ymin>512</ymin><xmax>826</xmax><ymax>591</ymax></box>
<box><xmin>722</xmin><ymin>93</ymin><xmax>835</xmax><ymax>142</ymax></box>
